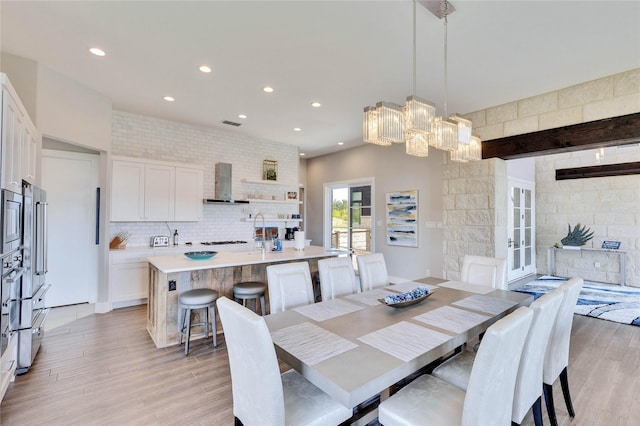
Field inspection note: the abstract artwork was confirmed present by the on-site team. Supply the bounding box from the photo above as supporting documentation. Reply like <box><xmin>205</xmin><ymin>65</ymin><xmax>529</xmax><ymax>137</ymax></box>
<box><xmin>386</xmin><ymin>190</ymin><xmax>418</xmax><ymax>247</ymax></box>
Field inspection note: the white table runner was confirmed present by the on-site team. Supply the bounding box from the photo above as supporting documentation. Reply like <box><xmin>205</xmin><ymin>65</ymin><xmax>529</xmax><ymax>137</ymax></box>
<box><xmin>345</xmin><ymin>289</ymin><xmax>390</xmax><ymax>306</ymax></box>
<box><xmin>452</xmin><ymin>294</ymin><xmax>518</xmax><ymax>315</ymax></box>
<box><xmin>437</xmin><ymin>280</ymin><xmax>495</xmax><ymax>294</ymax></box>
<box><xmin>413</xmin><ymin>305</ymin><xmax>491</xmax><ymax>334</ymax></box>
<box><xmin>386</xmin><ymin>281</ymin><xmax>439</xmax><ymax>293</ymax></box>
<box><xmin>357</xmin><ymin>321</ymin><xmax>451</xmax><ymax>362</ymax></box>
<box><xmin>271</xmin><ymin>322</ymin><xmax>358</xmax><ymax>365</ymax></box>
<box><xmin>294</xmin><ymin>298</ymin><xmax>364</xmax><ymax>322</ymax></box>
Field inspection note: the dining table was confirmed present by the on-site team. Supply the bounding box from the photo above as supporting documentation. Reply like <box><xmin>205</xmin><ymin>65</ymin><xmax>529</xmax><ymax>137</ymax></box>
<box><xmin>263</xmin><ymin>277</ymin><xmax>533</xmax><ymax>414</ymax></box>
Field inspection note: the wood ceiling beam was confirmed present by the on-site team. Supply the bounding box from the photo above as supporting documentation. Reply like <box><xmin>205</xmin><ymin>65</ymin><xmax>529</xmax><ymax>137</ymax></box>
<box><xmin>481</xmin><ymin>113</ymin><xmax>640</xmax><ymax>160</ymax></box>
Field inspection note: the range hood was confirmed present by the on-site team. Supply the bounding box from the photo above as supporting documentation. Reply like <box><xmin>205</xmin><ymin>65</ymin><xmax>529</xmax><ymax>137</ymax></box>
<box><xmin>203</xmin><ymin>163</ymin><xmax>249</xmax><ymax>204</ymax></box>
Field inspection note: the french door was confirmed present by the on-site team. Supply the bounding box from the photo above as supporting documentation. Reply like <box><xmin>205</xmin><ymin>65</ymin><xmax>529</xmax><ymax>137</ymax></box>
<box><xmin>507</xmin><ymin>178</ymin><xmax>536</xmax><ymax>282</ymax></box>
<box><xmin>324</xmin><ymin>180</ymin><xmax>373</xmax><ymax>261</ymax></box>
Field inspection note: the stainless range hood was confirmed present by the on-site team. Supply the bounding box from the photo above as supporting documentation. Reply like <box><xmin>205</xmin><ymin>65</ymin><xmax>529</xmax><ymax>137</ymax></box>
<box><xmin>203</xmin><ymin>163</ymin><xmax>249</xmax><ymax>204</ymax></box>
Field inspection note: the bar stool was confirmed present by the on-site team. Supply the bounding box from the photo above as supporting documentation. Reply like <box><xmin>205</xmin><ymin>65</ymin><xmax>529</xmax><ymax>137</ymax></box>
<box><xmin>178</xmin><ymin>288</ymin><xmax>218</xmax><ymax>355</ymax></box>
<box><xmin>233</xmin><ymin>281</ymin><xmax>266</xmax><ymax>316</ymax></box>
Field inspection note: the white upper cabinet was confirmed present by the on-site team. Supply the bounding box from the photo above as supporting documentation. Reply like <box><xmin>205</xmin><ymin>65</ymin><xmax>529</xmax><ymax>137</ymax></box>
<box><xmin>22</xmin><ymin>120</ymin><xmax>38</xmax><ymax>184</ymax></box>
<box><xmin>175</xmin><ymin>167</ymin><xmax>203</xmax><ymax>221</ymax></box>
<box><xmin>110</xmin><ymin>157</ymin><xmax>203</xmax><ymax>222</ymax></box>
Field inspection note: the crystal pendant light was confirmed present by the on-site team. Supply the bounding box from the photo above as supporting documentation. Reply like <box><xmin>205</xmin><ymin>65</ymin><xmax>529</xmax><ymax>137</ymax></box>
<box><xmin>405</xmin><ymin>96</ymin><xmax>436</xmax><ymax>136</ymax></box>
<box><xmin>450</xmin><ymin>141</ymin><xmax>469</xmax><ymax>162</ymax></box>
<box><xmin>406</xmin><ymin>130</ymin><xmax>432</xmax><ymax>157</ymax></box>
<box><xmin>376</xmin><ymin>102</ymin><xmax>405</xmax><ymax>144</ymax></box>
<box><xmin>467</xmin><ymin>135</ymin><xmax>482</xmax><ymax>161</ymax></box>
<box><xmin>431</xmin><ymin>116</ymin><xmax>458</xmax><ymax>151</ymax></box>
<box><xmin>449</xmin><ymin>114</ymin><xmax>472</xmax><ymax>144</ymax></box>
<box><xmin>363</xmin><ymin>106</ymin><xmax>391</xmax><ymax>146</ymax></box>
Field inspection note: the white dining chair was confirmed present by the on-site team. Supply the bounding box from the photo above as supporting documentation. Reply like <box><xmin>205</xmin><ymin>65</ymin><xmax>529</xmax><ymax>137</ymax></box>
<box><xmin>543</xmin><ymin>277</ymin><xmax>583</xmax><ymax>426</ymax></box>
<box><xmin>431</xmin><ymin>289</ymin><xmax>564</xmax><ymax>426</ymax></box>
<box><xmin>266</xmin><ymin>261</ymin><xmax>315</xmax><ymax>313</ymax></box>
<box><xmin>217</xmin><ymin>297</ymin><xmax>352</xmax><ymax>426</ymax></box>
<box><xmin>356</xmin><ymin>253</ymin><xmax>389</xmax><ymax>291</ymax></box>
<box><xmin>318</xmin><ymin>257</ymin><xmax>360</xmax><ymax>301</ymax></box>
<box><xmin>460</xmin><ymin>254</ymin><xmax>508</xmax><ymax>290</ymax></box>
<box><xmin>378</xmin><ymin>306</ymin><xmax>533</xmax><ymax>426</ymax></box>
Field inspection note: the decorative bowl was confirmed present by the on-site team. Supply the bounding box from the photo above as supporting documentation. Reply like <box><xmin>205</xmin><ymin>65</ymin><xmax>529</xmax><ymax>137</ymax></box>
<box><xmin>378</xmin><ymin>292</ymin><xmax>432</xmax><ymax>308</ymax></box>
<box><xmin>184</xmin><ymin>251</ymin><xmax>217</xmax><ymax>260</ymax></box>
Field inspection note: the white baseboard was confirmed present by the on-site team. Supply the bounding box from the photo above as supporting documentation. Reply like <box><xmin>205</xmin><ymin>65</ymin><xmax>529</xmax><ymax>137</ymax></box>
<box><xmin>94</xmin><ymin>302</ymin><xmax>112</xmax><ymax>314</ymax></box>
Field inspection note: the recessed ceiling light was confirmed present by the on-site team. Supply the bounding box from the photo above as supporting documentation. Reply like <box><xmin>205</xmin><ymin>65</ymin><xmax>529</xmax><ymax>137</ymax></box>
<box><xmin>238</xmin><ymin>114</ymin><xmax>247</xmax><ymax>119</ymax></box>
<box><xmin>163</xmin><ymin>96</ymin><xmax>175</xmax><ymax>102</ymax></box>
<box><xmin>311</xmin><ymin>102</ymin><xmax>321</xmax><ymax>108</ymax></box>
<box><xmin>263</xmin><ymin>86</ymin><xmax>274</xmax><ymax>93</ymax></box>
<box><xmin>199</xmin><ymin>65</ymin><xmax>212</xmax><ymax>73</ymax></box>
<box><xmin>293</xmin><ymin>127</ymin><xmax>301</xmax><ymax>132</ymax></box>
<box><xmin>338</xmin><ymin>142</ymin><xmax>344</xmax><ymax>146</ymax></box>
<box><xmin>299</xmin><ymin>152</ymin><xmax>306</xmax><ymax>156</ymax></box>
<box><xmin>89</xmin><ymin>47</ymin><xmax>105</xmax><ymax>57</ymax></box>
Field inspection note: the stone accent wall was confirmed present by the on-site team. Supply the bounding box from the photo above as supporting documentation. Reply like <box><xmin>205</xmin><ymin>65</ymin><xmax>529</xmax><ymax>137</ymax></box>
<box><xmin>443</xmin><ymin>158</ymin><xmax>507</xmax><ymax>280</ymax></box>
<box><xmin>448</xmin><ymin>68</ymin><xmax>640</xmax><ymax>286</ymax></box>
<box><xmin>110</xmin><ymin>111</ymin><xmax>300</xmax><ymax>247</ymax></box>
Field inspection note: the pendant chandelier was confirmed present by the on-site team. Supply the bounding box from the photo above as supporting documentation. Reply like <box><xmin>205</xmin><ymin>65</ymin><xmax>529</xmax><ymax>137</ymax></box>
<box><xmin>362</xmin><ymin>0</ymin><xmax>481</xmax><ymax>161</ymax></box>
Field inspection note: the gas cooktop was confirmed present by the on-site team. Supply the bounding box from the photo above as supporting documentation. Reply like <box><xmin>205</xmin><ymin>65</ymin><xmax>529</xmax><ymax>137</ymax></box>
<box><xmin>199</xmin><ymin>240</ymin><xmax>248</xmax><ymax>245</ymax></box>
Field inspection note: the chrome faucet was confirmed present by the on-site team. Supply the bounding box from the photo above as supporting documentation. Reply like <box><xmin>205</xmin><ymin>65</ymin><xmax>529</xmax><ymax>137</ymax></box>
<box><xmin>253</xmin><ymin>213</ymin><xmax>266</xmax><ymax>254</ymax></box>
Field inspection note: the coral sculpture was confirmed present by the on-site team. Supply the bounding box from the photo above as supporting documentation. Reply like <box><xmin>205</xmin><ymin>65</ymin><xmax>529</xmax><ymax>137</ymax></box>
<box><xmin>560</xmin><ymin>223</ymin><xmax>594</xmax><ymax>247</ymax></box>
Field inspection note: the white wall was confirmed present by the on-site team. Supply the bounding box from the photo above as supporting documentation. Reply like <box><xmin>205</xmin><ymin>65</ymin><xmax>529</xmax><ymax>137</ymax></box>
<box><xmin>307</xmin><ymin>142</ymin><xmax>445</xmax><ymax>281</ymax></box>
<box><xmin>109</xmin><ymin>111</ymin><xmax>300</xmax><ymax>246</ymax></box>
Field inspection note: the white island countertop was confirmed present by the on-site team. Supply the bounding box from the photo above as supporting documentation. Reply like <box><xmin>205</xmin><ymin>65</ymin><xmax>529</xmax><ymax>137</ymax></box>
<box><xmin>147</xmin><ymin>246</ymin><xmax>349</xmax><ymax>273</ymax></box>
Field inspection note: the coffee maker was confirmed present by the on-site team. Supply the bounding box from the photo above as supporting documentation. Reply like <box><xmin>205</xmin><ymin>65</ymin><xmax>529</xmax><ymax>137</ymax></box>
<box><xmin>285</xmin><ymin>227</ymin><xmax>299</xmax><ymax>240</ymax></box>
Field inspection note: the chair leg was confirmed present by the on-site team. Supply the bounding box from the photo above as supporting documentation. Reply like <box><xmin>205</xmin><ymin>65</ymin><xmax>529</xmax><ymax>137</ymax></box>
<box><xmin>260</xmin><ymin>295</ymin><xmax>266</xmax><ymax>316</ymax></box>
<box><xmin>210</xmin><ymin>304</ymin><xmax>217</xmax><ymax>347</ymax></box>
<box><xmin>184</xmin><ymin>308</ymin><xmax>192</xmax><ymax>356</ymax></box>
<box><xmin>178</xmin><ymin>306</ymin><xmax>184</xmax><ymax>345</ymax></box>
<box><xmin>532</xmin><ymin>396</ymin><xmax>543</xmax><ymax>426</ymax></box>
<box><xmin>543</xmin><ymin>383</ymin><xmax>558</xmax><ymax>426</ymax></box>
<box><xmin>560</xmin><ymin>367</ymin><xmax>575</xmax><ymax>417</ymax></box>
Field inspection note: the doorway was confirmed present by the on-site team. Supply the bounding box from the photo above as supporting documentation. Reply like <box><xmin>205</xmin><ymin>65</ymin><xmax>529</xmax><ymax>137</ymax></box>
<box><xmin>42</xmin><ymin>149</ymin><xmax>99</xmax><ymax>307</ymax></box>
<box><xmin>324</xmin><ymin>180</ymin><xmax>373</xmax><ymax>265</ymax></box>
<box><xmin>507</xmin><ymin>178</ymin><xmax>536</xmax><ymax>282</ymax></box>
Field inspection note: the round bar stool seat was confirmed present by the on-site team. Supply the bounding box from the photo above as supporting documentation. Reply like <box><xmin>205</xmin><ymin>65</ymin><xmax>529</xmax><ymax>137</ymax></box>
<box><xmin>178</xmin><ymin>288</ymin><xmax>219</xmax><ymax>355</ymax></box>
<box><xmin>233</xmin><ymin>282</ymin><xmax>266</xmax><ymax>316</ymax></box>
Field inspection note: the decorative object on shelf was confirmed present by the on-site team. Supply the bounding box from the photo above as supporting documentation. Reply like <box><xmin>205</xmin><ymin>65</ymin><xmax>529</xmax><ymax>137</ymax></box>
<box><xmin>263</xmin><ymin>159</ymin><xmax>278</xmax><ymax>181</ymax></box>
<box><xmin>362</xmin><ymin>0</ymin><xmax>481</xmax><ymax>161</ymax></box>
<box><xmin>109</xmin><ymin>231</ymin><xmax>130</xmax><ymax>249</ymax></box>
<box><xmin>286</xmin><ymin>191</ymin><xmax>298</xmax><ymax>200</ymax></box>
<box><xmin>602</xmin><ymin>240</ymin><xmax>621</xmax><ymax>250</ymax></box>
<box><xmin>386</xmin><ymin>190</ymin><xmax>418</xmax><ymax>247</ymax></box>
<box><xmin>560</xmin><ymin>223</ymin><xmax>594</xmax><ymax>248</ymax></box>
<box><xmin>184</xmin><ymin>251</ymin><xmax>217</xmax><ymax>260</ymax></box>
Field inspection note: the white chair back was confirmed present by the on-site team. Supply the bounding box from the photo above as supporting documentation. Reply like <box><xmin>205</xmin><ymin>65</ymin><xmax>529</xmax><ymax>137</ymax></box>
<box><xmin>356</xmin><ymin>253</ymin><xmax>389</xmax><ymax>291</ymax></box>
<box><xmin>266</xmin><ymin>261</ymin><xmax>315</xmax><ymax>313</ymax></box>
<box><xmin>318</xmin><ymin>257</ymin><xmax>360</xmax><ymax>301</ymax></box>
<box><xmin>461</xmin><ymin>254</ymin><xmax>508</xmax><ymax>289</ymax></box>
<box><xmin>462</xmin><ymin>306</ymin><xmax>533</xmax><ymax>425</ymax></box>
<box><xmin>512</xmin><ymin>289</ymin><xmax>564</xmax><ymax>424</ymax></box>
<box><xmin>217</xmin><ymin>297</ymin><xmax>285</xmax><ymax>425</ymax></box>
<box><xmin>543</xmin><ymin>277</ymin><xmax>583</xmax><ymax>384</ymax></box>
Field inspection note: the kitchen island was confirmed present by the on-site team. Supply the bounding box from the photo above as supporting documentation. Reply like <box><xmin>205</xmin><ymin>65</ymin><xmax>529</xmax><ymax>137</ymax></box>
<box><xmin>146</xmin><ymin>246</ymin><xmax>346</xmax><ymax>348</ymax></box>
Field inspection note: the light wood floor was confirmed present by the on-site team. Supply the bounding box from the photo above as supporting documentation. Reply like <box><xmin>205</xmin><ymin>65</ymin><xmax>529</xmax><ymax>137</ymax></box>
<box><xmin>1</xmin><ymin>305</ymin><xmax>639</xmax><ymax>425</ymax></box>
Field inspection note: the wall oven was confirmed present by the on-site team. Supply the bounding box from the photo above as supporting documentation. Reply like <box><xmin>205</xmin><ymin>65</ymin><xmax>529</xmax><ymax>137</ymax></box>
<box><xmin>1</xmin><ymin>189</ymin><xmax>22</xmax><ymax>255</ymax></box>
<box><xmin>1</xmin><ymin>189</ymin><xmax>22</xmax><ymax>359</ymax></box>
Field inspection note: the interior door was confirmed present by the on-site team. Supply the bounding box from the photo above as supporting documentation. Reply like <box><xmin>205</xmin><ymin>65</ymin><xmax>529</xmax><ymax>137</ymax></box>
<box><xmin>508</xmin><ymin>178</ymin><xmax>536</xmax><ymax>282</ymax></box>
<box><xmin>42</xmin><ymin>149</ymin><xmax>99</xmax><ymax>307</ymax></box>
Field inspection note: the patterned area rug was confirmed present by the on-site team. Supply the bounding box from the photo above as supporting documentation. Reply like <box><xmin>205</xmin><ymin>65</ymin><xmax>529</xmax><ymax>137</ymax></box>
<box><xmin>513</xmin><ymin>276</ymin><xmax>640</xmax><ymax>327</ymax></box>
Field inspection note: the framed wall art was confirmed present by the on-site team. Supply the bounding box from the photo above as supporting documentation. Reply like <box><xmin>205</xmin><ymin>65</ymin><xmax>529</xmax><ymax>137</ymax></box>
<box><xmin>386</xmin><ymin>190</ymin><xmax>418</xmax><ymax>247</ymax></box>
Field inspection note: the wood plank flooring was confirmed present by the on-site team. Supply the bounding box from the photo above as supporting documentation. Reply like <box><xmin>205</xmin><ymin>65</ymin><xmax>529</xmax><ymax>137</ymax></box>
<box><xmin>1</xmin><ymin>304</ymin><xmax>639</xmax><ymax>425</ymax></box>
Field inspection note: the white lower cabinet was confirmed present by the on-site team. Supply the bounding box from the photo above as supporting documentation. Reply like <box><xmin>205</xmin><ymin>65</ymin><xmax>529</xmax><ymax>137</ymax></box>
<box><xmin>1</xmin><ymin>333</ymin><xmax>18</xmax><ymax>403</ymax></box>
<box><xmin>109</xmin><ymin>250</ymin><xmax>154</xmax><ymax>308</ymax></box>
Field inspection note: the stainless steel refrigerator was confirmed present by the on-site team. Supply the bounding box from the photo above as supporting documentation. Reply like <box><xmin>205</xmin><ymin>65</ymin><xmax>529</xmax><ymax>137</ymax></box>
<box><xmin>17</xmin><ymin>182</ymin><xmax>49</xmax><ymax>374</ymax></box>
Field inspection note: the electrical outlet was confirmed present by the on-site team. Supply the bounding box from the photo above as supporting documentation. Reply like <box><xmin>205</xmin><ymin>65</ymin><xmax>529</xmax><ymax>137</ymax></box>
<box><xmin>594</xmin><ymin>262</ymin><xmax>601</xmax><ymax>268</ymax></box>
<box><xmin>169</xmin><ymin>280</ymin><xmax>177</xmax><ymax>291</ymax></box>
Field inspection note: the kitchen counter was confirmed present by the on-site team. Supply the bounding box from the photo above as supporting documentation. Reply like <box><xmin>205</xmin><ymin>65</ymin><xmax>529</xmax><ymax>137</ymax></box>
<box><xmin>146</xmin><ymin>246</ymin><xmax>347</xmax><ymax>348</ymax></box>
<box><xmin>147</xmin><ymin>246</ymin><xmax>347</xmax><ymax>273</ymax></box>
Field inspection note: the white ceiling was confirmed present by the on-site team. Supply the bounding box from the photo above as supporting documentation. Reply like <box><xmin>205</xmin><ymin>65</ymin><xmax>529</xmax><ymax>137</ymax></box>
<box><xmin>1</xmin><ymin>1</ymin><xmax>639</xmax><ymax>158</ymax></box>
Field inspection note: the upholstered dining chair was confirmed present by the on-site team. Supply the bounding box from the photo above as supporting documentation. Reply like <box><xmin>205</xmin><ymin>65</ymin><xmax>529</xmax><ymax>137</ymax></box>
<box><xmin>460</xmin><ymin>254</ymin><xmax>508</xmax><ymax>290</ymax></box>
<box><xmin>266</xmin><ymin>261</ymin><xmax>315</xmax><ymax>313</ymax></box>
<box><xmin>217</xmin><ymin>297</ymin><xmax>352</xmax><ymax>426</ymax></box>
<box><xmin>431</xmin><ymin>289</ymin><xmax>564</xmax><ymax>426</ymax></box>
<box><xmin>543</xmin><ymin>277</ymin><xmax>583</xmax><ymax>426</ymax></box>
<box><xmin>378</xmin><ymin>306</ymin><xmax>533</xmax><ymax>426</ymax></box>
<box><xmin>318</xmin><ymin>257</ymin><xmax>360</xmax><ymax>301</ymax></box>
<box><xmin>356</xmin><ymin>253</ymin><xmax>389</xmax><ymax>291</ymax></box>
